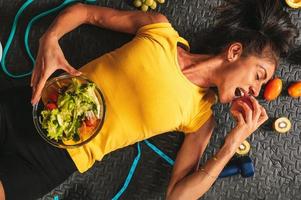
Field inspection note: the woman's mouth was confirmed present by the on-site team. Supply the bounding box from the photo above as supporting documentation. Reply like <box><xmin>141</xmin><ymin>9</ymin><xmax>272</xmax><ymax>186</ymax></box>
<box><xmin>234</xmin><ymin>87</ymin><xmax>246</xmax><ymax>98</ymax></box>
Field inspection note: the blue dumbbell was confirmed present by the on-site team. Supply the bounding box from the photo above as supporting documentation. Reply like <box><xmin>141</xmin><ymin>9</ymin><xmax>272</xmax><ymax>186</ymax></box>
<box><xmin>219</xmin><ymin>156</ymin><xmax>254</xmax><ymax>178</ymax></box>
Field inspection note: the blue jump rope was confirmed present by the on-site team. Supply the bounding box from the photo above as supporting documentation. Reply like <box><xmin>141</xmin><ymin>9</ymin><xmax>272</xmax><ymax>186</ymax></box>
<box><xmin>0</xmin><ymin>1</ymin><xmax>254</xmax><ymax>199</ymax></box>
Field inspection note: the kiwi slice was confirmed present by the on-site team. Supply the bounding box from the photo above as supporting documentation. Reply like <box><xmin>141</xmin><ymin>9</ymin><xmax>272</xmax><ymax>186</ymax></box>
<box><xmin>236</xmin><ymin>140</ymin><xmax>250</xmax><ymax>156</ymax></box>
<box><xmin>273</xmin><ymin>117</ymin><xmax>292</xmax><ymax>133</ymax></box>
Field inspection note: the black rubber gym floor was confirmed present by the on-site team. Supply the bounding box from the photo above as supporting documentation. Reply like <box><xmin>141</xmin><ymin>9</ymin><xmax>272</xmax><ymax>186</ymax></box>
<box><xmin>0</xmin><ymin>0</ymin><xmax>301</xmax><ymax>199</ymax></box>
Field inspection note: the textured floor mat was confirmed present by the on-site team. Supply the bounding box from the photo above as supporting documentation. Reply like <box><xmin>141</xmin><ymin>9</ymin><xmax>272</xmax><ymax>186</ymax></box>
<box><xmin>0</xmin><ymin>0</ymin><xmax>301</xmax><ymax>200</ymax></box>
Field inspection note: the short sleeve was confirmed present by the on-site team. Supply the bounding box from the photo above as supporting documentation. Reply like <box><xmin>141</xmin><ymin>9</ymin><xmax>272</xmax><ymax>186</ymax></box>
<box><xmin>181</xmin><ymin>90</ymin><xmax>217</xmax><ymax>134</ymax></box>
<box><xmin>136</xmin><ymin>22</ymin><xmax>190</xmax><ymax>50</ymax></box>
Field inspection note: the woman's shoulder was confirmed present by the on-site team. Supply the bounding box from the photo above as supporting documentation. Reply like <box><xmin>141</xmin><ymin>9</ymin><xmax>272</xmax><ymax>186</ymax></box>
<box><xmin>136</xmin><ymin>22</ymin><xmax>189</xmax><ymax>49</ymax></box>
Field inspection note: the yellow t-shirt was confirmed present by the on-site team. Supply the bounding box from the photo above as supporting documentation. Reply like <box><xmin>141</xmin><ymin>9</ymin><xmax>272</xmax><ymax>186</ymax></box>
<box><xmin>67</xmin><ymin>23</ymin><xmax>216</xmax><ymax>173</ymax></box>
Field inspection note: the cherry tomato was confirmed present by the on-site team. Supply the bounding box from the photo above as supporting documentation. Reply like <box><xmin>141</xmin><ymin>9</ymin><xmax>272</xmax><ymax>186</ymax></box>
<box><xmin>264</xmin><ymin>78</ymin><xmax>282</xmax><ymax>101</ymax></box>
<box><xmin>78</xmin><ymin>121</ymin><xmax>87</xmax><ymax>135</ymax></box>
<box><xmin>288</xmin><ymin>82</ymin><xmax>301</xmax><ymax>98</ymax></box>
<box><xmin>48</xmin><ymin>92</ymin><xmax>58</xmax><ymax>103</ymax></box>
<box><xmin>46</xmin><ymin>103</ymin><xmax>57</xmax><ymax>110</ymax></box>
<box><xmin>85</xmin><ymin>117</ymin><xmax>98</xmax><ymax>127</ymax></box>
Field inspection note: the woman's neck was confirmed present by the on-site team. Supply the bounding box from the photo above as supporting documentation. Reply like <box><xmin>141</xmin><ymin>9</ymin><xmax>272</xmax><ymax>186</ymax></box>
<box><xmin>177</xmin><ymin>47</ymin><xmax>223</xmax><ymax>88</ymax></box>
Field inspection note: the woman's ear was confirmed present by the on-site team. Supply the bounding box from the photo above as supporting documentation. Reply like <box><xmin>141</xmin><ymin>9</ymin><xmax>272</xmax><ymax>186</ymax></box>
<box><xmin>227</xmin><ymin>42</ymin><xmax>243</xmax><ymax>62</ymax></box>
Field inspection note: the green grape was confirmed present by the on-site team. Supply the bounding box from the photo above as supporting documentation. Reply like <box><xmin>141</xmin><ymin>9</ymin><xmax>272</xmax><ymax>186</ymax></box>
<box><xmin>141</xmin><ymin>4</ymin><xmax>149</xmax><ymax>11</ymax></box>
<box><xmin>133</xmin><ymin>0</ymin><xmax>142</xmax><ymax>7</ymax></box>
<box><xmin>156</xmin><ymin>0</ymin><xmax>165</xmax><ymax>3</ymax></box>
<box><xmin>150</xmin><ymin>1</ymin><xmax>157</xmax><ymax>9</ymax></box>
<box><xmin>145</xmin><ymin>0</ymin><xmax>154</xmax><ymax>6</ymax></box>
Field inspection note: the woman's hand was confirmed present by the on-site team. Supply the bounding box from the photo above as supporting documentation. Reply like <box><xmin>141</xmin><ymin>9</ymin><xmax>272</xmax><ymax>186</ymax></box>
<box><xmin>229</xmin><ymin>96</ymin><xmax>268</xmax><ymax>144</ymax></box>
<box><xmin>30</xmin><ymin>35</ymin><xmax>81</xmax><ymax>105</ymax></box>
<box><xmin>29</xmin><ymin>2</ymin><xmax>169</xmax><ymax>105</ymax></box>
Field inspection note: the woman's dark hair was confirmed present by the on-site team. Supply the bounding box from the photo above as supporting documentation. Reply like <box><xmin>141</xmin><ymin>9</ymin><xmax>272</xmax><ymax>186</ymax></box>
<box><xmin>198</xmin><ymin>0</ymin><xmax>298</xmax><ymax>62</ymax></box>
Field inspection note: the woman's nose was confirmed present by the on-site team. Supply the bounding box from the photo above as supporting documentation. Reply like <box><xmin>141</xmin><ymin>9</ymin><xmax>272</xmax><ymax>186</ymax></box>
<box><xmin>249</xmin><ymin>86</ymin><xmax>260</xmax><ymax>97</ymax></box>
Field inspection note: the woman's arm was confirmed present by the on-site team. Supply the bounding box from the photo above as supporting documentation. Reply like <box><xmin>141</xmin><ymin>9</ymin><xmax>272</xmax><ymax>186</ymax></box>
<box><xmin>166</xmin><ymin>129</ymin><xmax>238</xmax><ymax>199</ymax></box>
<box><xmin>43</xmin><ymin>3</ymin><xmax>168</xmax><ymax>39</ymax></box>
<box><xmin>167</xmin><ymin>96</ymin><xmax>268</xmax><ymax>200</ymax></box>
<box><xmin>31</xmin><ymin>3</ymin><xmax>168</xmax><ymax>104</ymax></box>
<box><xmin>167</xmin><ymin>116</ymin><xmax>215</xmax><ymax>196</ymax></box>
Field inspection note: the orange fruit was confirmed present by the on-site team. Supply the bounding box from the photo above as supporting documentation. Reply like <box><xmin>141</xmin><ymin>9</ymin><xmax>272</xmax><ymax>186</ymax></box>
<box><xmin>288</xmin><ymin>82</ymin><xmax>301</xmax><ymax>98</ymax></box>
<box><xmin>285</xmin><ymin>0</ymin><xmax>301</xmax><ymax>8</ymax></box>
<box><xmin>264</xmin><ymin>78</ymin><xmax>282</xmax><ymax>101</ymax></box>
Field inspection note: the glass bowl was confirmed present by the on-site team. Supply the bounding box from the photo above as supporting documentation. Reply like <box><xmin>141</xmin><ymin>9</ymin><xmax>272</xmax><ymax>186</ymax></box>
<box><xmin>32</xmin><ymin>74</ymin><xmax>106</xmax><ymax>149</ymax></box>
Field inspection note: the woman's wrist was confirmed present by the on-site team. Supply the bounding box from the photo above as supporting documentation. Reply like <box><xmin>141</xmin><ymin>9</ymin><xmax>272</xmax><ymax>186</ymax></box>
<box><xmin>40</xmin><ymin>32</ymin><xmax>59</xmax><ymax>44</ymax></box>
<box><xmin>224</xmin><ymin>133</ymin><xmax>242</xmax><ymax>154</ymax></box>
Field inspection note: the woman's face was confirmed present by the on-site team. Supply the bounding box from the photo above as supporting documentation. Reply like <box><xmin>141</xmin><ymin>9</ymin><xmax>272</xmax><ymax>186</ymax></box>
<box><xmin>216</xmin><ymin>44</ymin><xmax>276</xmax><ymax>103</ymax></box>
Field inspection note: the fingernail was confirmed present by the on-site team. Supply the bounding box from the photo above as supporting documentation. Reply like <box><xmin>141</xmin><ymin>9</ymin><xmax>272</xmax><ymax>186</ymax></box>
<box><xmin>31</xmin><ymin>97</ymin><xmax>35</xmax><ymax>105</ymax></box>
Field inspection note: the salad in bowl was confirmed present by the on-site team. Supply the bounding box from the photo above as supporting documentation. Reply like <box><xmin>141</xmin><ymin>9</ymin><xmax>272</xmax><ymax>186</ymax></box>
<box><xmin>33</xmin><ymin>74</ymin><xmax>106</xmax><ymax>148</ymax></box>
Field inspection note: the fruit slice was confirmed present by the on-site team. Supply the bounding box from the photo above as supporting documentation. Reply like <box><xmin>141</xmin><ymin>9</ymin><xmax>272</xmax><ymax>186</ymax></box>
<box><xmin>288</xmin><ymin>82</ymin><xmax>301</xmax><ymax>98</ymax></box>
<box><xmin>273</xmin><ymin>117</ymin><xmax>292</xmax><ymax>133</ymax></box>
<box><xmin>285</xmin><ymin>0</ymin><xmax>301</xmax><ymax>8</ymax></box>
<box><xmin>264</xmin><ymin>78</ymin><xmax>282</xmax><ymax>101</ymax></box>
<box><xmin>236</xmin><ymin>140</ymin><xmax>251</xmax><ymax>156</ymax></box>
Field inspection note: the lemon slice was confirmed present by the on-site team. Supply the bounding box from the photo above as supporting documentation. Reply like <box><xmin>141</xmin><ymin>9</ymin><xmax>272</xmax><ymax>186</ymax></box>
<box><xmin>236</xmin><ymin>140</ymin><xmax>251</xmax><ymax>156</ymax></box>
<box><xmin>285</xmin><ymin>0</ymin><xmax>301</xmax><ymax>8</ymax></box>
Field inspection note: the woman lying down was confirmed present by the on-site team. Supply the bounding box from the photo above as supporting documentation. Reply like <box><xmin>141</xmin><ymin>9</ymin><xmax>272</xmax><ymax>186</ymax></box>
<box><xmin>0</xmin><ymin>0</ymin><xmax>298</xmax><ymax>199</ymax></box>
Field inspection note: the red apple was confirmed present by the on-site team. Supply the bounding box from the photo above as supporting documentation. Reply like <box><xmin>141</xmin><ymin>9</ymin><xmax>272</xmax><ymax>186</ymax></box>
<box><xmin>231</xmin><ymin>96</ymin><xmax>254</xmax><ymax>119</ymax></box>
